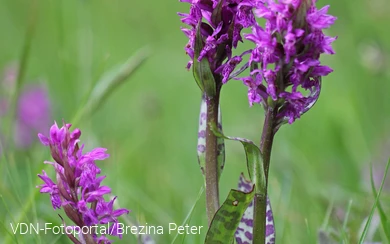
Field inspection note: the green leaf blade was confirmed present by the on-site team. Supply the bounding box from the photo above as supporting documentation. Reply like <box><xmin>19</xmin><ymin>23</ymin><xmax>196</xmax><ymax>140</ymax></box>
<box><xmin>359</xmin><ymin>158</ymin><xmax>390</xmax><ymax>244</ymax></box>
<box><xmin>369</xmin><ymin>160</ymin><xmax>390</xmax><ymax>241</ymax></box>
<box><xmin>193</xmin><ymin>24</ymin><xmax>216</xmax><ymax>97</ymax></box>
<box><xmin>211</xmin><ymin>125</ymin><xmax>266</xmax><ymax>195</ymax></box>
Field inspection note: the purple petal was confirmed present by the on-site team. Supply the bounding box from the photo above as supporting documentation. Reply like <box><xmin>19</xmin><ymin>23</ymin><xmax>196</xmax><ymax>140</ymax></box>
<box><xmin>38</xmin><ymin>133</ymin><xmax>50</xmax><ymax>146</ymax></box>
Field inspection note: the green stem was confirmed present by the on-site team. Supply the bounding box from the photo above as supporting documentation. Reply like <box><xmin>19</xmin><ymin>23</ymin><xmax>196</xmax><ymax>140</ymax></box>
<box><xmin>253</xmin><ymin>193</ymin><xmax>267</xmax><ymax>244</ymax></box>
<box><xmin>253</xmin><ymin>107</ymin><xmax>276</xmax><ymax>243</ymax></box>
<box><xmin>260</xmin><ymin>107</ymin><xmax>276</xmax><ymax>181</ymax></box>
<box><xmin>205</xmin><ymin>90</ymin><xmax>221</xmax><ymax>225</ymax></box>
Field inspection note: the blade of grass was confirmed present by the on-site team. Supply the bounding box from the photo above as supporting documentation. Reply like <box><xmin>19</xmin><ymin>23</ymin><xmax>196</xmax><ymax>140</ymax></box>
<box><xmin>113</xmin><ymin>195</ymin><xmax>154</xmax><ymax>244</ymax></box>
<box><xmin>26</xmin><ymin>158</ymin><xmax>41</xmax><ymax>244</ymax></box>
<box><xmin>54</xmin><ymin>0</ymin><xmax>68</xmax><ymax>88</ymax></box>
<box><xmin>305</xmin><ymin>218</ymin><xmax>311</xmax><ymax>239</ymax></box>
<box><xmin>78</xmin><ymin>0</ymin><xmax>93</xmax><ymax>92</ymax></box>
<box><xmin>72</xmin><ymin>47</ymin><xmax>150</xmax><ymax>126</ymax></box>
<box><xmin>0</xmin><ymin>195</ymin><xmax>19</xmax><ymax>244</ymax></box>
<box><xmin>369</xmin><ymin>160</ymin><xmax>390</xmax><ymax>241</ymax></box>
<box><xmin>0</xmin><ymin>218</ymin><xmax>19</xmax><ymax>244</ymax></box>
<box><xmin>358</xmin><ymin>158</ymin><xmax>390</xmax><ymax>244</ymax></box>
<box><xmin>3</xmin><ymin>160</ymin><xmax>33</xmax><ymax>244</ymax></box>
<box><xmin>0</xmin><ymin>139</ymin><xmax>7</xmax><ymax>189</ymax></box>
<box><xmin>341</xmin><ymin>199</ymin><xmax>353</xmax><ymax>242</ymax></box>
<box><xmin>4</xmin><ymin>158</ymin><xmax>30</xmax><ymax>222</ymax></box>
<box><xmin>169</xmin><ymin>186</ymin><xmax>204</xmax><ymax>244</ymax></box>
<box><xmin>321</xmin><ymin>199</ymin><xmax>334</xmax><ymax>230</ymax></box>
<box><xmin>48</xmin><ymin>233</ymin><xmax>63</xmax><ymax>244</ymax></box>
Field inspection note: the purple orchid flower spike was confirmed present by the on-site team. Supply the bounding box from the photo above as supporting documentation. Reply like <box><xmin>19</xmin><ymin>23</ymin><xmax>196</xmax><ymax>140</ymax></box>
<box><xmin>180</xmin><ymin>0</ymin><xmax>336</xmax><ymax>126</ymax></box>
<box><xmin>37</xmin><ymin>122</ymin><xmax>129</xmax><ymax>244</ymax></box>
<box><xmin>179</xmin><ymin>0</ymin><xmax>261</xmax><ymax>224</ymax></box>
<box><xmin>238</xmin><ymin>0</ymin><xmax>337</xmax><ymax>126</ymax></box>
<box><xmin>232</xmin><ymin>1</ymin><xmax>336</xmax><ymax>242</ymax></box>
<box><xmin>179</xmin><ymin>0</ymin><xmax>259</xmax><ymax>91</ymax></box>
<box><xmin>235</xmin><ymin>174</ymin><xmax>275</xmax><ymax>244</ymax></box>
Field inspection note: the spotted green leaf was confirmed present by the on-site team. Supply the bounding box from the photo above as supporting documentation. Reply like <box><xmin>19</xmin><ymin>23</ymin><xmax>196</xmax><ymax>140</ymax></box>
<box><xmin>210</xmin><ymin>126</ymin><xmax>274</xmax><ymax>243</ymax></box>
<box><xmin>205</xmin><ymin>187</ymin><xmax>255</xmax><ymax>244</ymax></box>
<box><xmin>235</xmin><ymin>174</ymin><xmax>275</xmax><ymax>244</ymax></box>
<box><xmin>197</xmin><ymin>95</ymin><xmax>224</xmax><ymax>181</ymax></box>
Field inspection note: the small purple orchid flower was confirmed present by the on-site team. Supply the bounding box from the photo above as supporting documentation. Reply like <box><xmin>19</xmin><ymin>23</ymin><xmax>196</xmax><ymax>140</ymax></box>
<box><xmin>37</xmin><ymin>122</ymin><xmax>129</xmax><ymax>244</ymax></box>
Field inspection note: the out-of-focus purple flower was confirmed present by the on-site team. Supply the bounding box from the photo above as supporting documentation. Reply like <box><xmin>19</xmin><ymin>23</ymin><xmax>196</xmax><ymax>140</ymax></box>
<box><xmin>178</xmin><ymin>0</ymin><xmax>258</xmax><ymax>85</ymax></box>
<box><xmin>242</xmin><ymin>0</ymin><xmax>337</xmax><ymax>124</ymax></box>
<box><xmin>15</xmin><ymin>85</ymin><xmax>51</xmax><ymax>148</ymax></box>
<box><xmin>0</xmin><ymin>64</ymin><xmax>52</xmax><ymax>149</ymax></box>
<box><xmin>37</xmin><ymin>122</ymin><xmax>129</xmax><ymax>244</ymax></box>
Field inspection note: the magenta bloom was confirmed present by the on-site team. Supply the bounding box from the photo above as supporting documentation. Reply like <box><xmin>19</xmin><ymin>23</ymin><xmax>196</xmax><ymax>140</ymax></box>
<box><xmin>0</xmin><ymin>65</ymin><xmax>52</xmax><ymax>149</ymax></box>
<box><xmin>241</xmin><ymin>0</ymin><xmax>337</xmax><ymax>124</ymax></box>
<box><xmin>180</xmin><ymin>0</ymin><xmax>337</xmax><ymax>125</ymax></box>
<box><xmin>15</xmin><ymin>85</ymin><xmax>51</xmax><ymax>148</ymax></box>
<box><xmin>179</xmin><ymin>0</ymin><xmax>257</xmax><ymax>79</ymax></box>
<box><xmin>37</xmin><ymin>122</ymin><xmax>129</xmax><ymax>243</ymax></box>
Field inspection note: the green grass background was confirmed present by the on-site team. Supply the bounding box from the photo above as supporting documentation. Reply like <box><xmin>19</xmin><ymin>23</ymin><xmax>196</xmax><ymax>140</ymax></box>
<box><xmin>0</xmin><ymin>0</ymin><xmax>390</xmax><ymax>243</ymax></box>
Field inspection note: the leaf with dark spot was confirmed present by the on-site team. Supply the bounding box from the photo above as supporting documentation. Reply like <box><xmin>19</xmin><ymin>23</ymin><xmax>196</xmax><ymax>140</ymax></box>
<box><xmin>205</xmin><ymin>186</ymin><xmax>255</xmax><ymax>243</ymax></box>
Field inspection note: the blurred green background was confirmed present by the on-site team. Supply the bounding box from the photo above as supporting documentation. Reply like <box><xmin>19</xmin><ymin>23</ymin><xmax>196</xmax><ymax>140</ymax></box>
<box><xmin>0</xmin><ymin>0</ymin><xmax>390</xmax><ymax>243</ymax></box>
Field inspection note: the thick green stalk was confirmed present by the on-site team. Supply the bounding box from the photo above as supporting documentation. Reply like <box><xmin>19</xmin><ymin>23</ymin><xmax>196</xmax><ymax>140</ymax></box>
<box><xmin>253</xmin><ymin>194</ymin><xmax>267</xmax><ymax>244</ymax></box>
<box><xmin>205</xmin><ymin>90</ymin><xmax>221</xmax><ymax>225</ymax></box>
<box><xmin>260</xmin><ymin>107</ymin><xmax>277</xmax><ymax>180</ymax></box>
<box><xmin>253</xmin><ymin>107</ymin><xmax>276</xmax><ymax>243</ymax></box>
